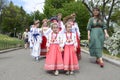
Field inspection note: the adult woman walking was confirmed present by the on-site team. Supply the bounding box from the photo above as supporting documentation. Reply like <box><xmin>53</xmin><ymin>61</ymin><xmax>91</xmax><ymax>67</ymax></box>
<box><xmin>87</xmin><ymin>7</ymin><xmax>109</xmax><ymax>67</ymax></box>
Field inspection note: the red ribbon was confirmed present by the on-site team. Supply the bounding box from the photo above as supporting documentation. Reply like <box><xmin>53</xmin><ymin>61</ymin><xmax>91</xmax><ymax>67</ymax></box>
<box><xmin>51</xmin><ymin>32</ymin><xmax>58</xmax><ymax>42</ymax></box>
<box><xmin>66</xmin><ymin>32</ymin><xmax>72</xmax><ymax>43</ymax></box>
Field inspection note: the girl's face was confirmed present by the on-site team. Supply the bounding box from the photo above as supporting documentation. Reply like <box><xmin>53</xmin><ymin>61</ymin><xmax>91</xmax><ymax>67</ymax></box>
<box><xmin>66</xmin><ymin>24</ymin><xmax>72</xmax><ymax>32</ymax></box>
<box><xmin>43</xmin><ymin>22</ymin><xmax>47</xmax><ymax>26</ymax></box>
<box><xmin>25</xmin><ymin>29</ymin><xmax>28</xmax><ymax>32</ymax></box>
<box><xmin>35</xmin><ymin>23</ymin><xmax>40</xmax><ymax>28</ymax></box>
<box><xmin>52</xmin><ymin>25</ymin><xmax>59</xmax><ymax>33</ymax></box>
<box><xmin>93</xmin><ymin>9</ymin><xmax>100</xmax><ymax>17</ymax></box>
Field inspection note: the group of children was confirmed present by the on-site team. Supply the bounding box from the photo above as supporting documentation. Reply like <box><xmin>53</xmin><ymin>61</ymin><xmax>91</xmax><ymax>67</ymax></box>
<box><xmin>28</xmin><ymin>13</ymin><xmax>81</xmax><ymax>75</ymax></box>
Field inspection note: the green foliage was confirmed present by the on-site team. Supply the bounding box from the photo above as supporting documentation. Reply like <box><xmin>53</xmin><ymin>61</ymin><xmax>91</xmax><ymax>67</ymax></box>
<box><xmin>1</xmin><ymin>1</ymin><xmax>27</xmax><ymax>33</ymax></box>
<box><xmin>26</xmin><ymin>11</ymin><xmax>46</xmax><ymax>28</ymax></box>
<box><xmin>0</xmin><ymin>0</ymin><xmax>8</xmax><ymax>10</ymax></box>
<box><xmin>0</xmin><ymin>34</ymin><xmax>24</xmax><ymax>50</ymax></box>
<box><xmin>34</xmin><ymin>10</ymin><xmax>46</xmax><ymax>27</ymax></box>
<box><xmin>44</xmin><ymin>0</ymin><xmax>90</xmax><ymax>39</ymax></box>
<box><xmin>111</xmin><ymin>9</ymin><xmax>120</xmax><ymax>25</ymax></box>
<box><xmin>107</xmin><ymin>27</ymin><xmax>114</xmax><ymax>36</ymax></box>
<box><xmin>1</xmin><ymin>0</ymin><xmax>90</xmax><ymax>40</ymax></box>
<box><xmin>44</xmin><ymin>0</ymin><xmax>75</xmax><ymax>18</ymax></box>
<box><xmin>63</xmin><ymin>2</ymin><xmax>90</xmax><ymax>39</ymax></box>
<box><xmin>0</xmin><ymin>1</ymin><xmax>48</xmax><ymax>34</ymax></box>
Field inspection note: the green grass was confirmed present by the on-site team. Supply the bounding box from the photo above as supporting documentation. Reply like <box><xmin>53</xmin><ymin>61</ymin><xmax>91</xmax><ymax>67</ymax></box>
<box><xmin>117</xmin><ymin>54</ymin><xmax>120</xmax><ymax>58</ymax></box>
<box><xmin>0</xmin><ymin>34</ymin><xmax>24</xmax><ymax>50</ymax></box>
<box><xmin>103</xmin><ymin>48</ymin><xmax>110</xmax><ymax>55</ymax></box>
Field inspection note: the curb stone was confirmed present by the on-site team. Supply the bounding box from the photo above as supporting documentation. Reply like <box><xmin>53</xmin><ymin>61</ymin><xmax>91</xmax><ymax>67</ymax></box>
<box><xmin>81</xmin><ymin>48</ymin><xmax>120</xmax><ymax>67</ymax></box>
<box><xmin>0</xmin><ymin>47</ymin><xmax>23</xmax><ymax>54</ymax></box>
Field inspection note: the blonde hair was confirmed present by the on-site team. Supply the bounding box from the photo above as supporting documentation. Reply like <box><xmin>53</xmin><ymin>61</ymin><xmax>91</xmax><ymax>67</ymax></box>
<box><xmin>63</xmin><ymin>15</ymin><xmax>74</xmax><ymax>24</ymax></box>
<box><xmin>50</xmin><ymin>23</ymin><xmax>59</xmax><ymax>29</ymax></box>
<box><xmin>42</xmin><ymin>18</ymin><xmax>48</xmax><ymax>23</ymax></box>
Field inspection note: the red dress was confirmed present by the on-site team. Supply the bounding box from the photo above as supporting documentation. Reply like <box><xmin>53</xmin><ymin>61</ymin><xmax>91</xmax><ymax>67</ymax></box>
<box><xmin>58</xmin><ymin>21</ymin><xmax>62</xmax><ymax>32</ymax></box>
<box><xmin>63</xmin><ymin>33</ymin><xmax>79</xmax><ymax>71</ymax></box>
<box><xmin>71</xmin><ymin>22</ymin><xmax>81</xmax><ymax>60</ymax></box>
<box><xmin>40</xmin><ymin>27</ymin><xmax>51</xmax><ymax>56</ymax></box>
<box><xmin>44</xmin><ymin>33</ymin><xmax>63</xmax><ymax>70</ymax></box>
<box><xmin>76</xmin><ymin>32</ymin><xmax>81</xmax><ymax>60</ymax></box>
<box><xmin>40</xmin><ymin>36</ymin><xmax>47</xmax><ymax>56</ymax></box>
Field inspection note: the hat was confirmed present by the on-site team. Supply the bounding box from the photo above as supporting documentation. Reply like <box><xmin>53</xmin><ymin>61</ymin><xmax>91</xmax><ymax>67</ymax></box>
<box><xmin>34</xmin><ymin>20</ymin><xmax>40</xmax><ymax>25</ymax></box>
<box><xmin>50</xmin><ymin>16</ymin><xmax>58</xmax><ymax>23</ymax></box>
<box><xmin>63</xmin><ymin>15</ymin><xmax>74</xmax><ymax>24</ymax></box>
<box><xmin>71</xmin><ymin>13</ymin><xmax>76</xmax><ymax>17</ymax></box>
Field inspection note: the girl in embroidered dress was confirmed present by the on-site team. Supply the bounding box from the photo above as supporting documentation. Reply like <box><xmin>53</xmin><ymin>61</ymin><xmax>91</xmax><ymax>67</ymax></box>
<box><xmin>30</xmin><ymin>20</ymin><xmax>42</xmax><ymax>61</ymax></box>
<box><xmin>57</xmin><ymin>13</ymin><xmax>65</xmax><ymax>34</ymax></box>
<box><xmin>29</xmin><ymin>25</ymin><xmax>34</xmax><ymax>49</ymax></box>
<box><xmin>44</xmin><ymin>23</ymin><xmax>64</xmax><ymax>76</ymax></box>
<box><xmin>40</xmin><ymin>19</ymin><xmax>52</xmax><ymax>56</ymax></box>
<box><xmin>63</xmin><ymin>14</ymin><xmax>81</xmax><ymax>60</ymax></box>
<box><xmin>63</xmin><ymin>22</ymin><xmax>79</xmax><ymax>75</ymax></box>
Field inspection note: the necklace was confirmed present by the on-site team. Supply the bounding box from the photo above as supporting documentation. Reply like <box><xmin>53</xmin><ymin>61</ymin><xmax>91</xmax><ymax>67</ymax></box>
<box><xmin>51</xmin><ymin>32</ymin><xmax>58</xmax><ymax>42</ymax></box>
<box><xmin>66</xmin><ymin>32</ymin><xmax>72</xmax><ymax>43</ymax></box>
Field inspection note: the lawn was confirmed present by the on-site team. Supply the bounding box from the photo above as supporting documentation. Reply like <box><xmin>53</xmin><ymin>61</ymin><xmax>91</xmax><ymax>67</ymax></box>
<box><xmin>0</xmin><ymin>34</ymin><xmax>24</xmax><ymax>50</ymax></box>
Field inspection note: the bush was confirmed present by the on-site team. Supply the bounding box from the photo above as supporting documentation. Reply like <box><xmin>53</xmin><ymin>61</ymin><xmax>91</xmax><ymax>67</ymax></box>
<box><xmin>0</xmin><ymin>34</ymin><xmax>24</xmax><ymax>50</ymax></box>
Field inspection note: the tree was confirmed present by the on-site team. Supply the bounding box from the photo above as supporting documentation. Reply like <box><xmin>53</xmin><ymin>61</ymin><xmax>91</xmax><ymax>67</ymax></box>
<box><xmin>44</xmin><ymin>0</ymin><xmax>90</xmax><ymax>39</ymax></box>
<box><xmin>44</xmin><ymin>0</ymin><xmax>75</xmax><ymax>18</ymax></box>
<box><xmin>0</xmin><ymin>0</ymin><xmax>8</xmax><ymax>32</ymax></box>
<box><xmin>1</xmin><ymin>1</ymin><xmax>27</xmax><ymax>34</ymax></box>
<box><xmin>62</xmin><ymin>1</ymin><xmax>90</xmax><ymax>39</ymax></box>
<box><xmin>20</xmin><ymin>10</ymin><xmax>47</xmax><ymax>31</ymax></box>
<box><xmin>0</xmin><ymin>0</ymin><xmax>8</xmax><ymax>11</ymax></box>
<box><xmin>81</xmin><ymin>0</ymin><xmax>120</xmax><ymax>27</ymax></box>
<box><xmin>111</xmin><ymin>5</ymin><xmax>120</xmax><ymax>25</ymax></box>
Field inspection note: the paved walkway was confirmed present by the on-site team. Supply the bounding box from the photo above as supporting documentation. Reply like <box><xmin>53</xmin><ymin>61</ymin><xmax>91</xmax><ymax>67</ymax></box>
<box><xmin>0</xmin><ymin>49</ymin><xmax>120</xmax><ymax>80</ymax></box>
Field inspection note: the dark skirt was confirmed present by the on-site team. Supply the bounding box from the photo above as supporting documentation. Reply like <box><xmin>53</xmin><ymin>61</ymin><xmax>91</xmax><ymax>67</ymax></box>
<box><xmin>89</xmin><ymin>28</ymin><xmax>105</xmax><ymax>58</ymax></box>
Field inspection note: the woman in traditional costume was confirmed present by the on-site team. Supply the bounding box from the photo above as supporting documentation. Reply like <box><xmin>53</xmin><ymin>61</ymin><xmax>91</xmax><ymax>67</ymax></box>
<box><xmin>87</xmin><ymin>8</ymin><xmax>109</xmax><ymax>67</ymax></box>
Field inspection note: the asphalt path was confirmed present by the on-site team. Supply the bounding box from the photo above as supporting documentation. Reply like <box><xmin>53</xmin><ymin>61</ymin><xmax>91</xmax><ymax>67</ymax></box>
<box><xmin>0</xmin><ymin>49</ymin><xmax>120</xmax><ymax>80</ymax></box>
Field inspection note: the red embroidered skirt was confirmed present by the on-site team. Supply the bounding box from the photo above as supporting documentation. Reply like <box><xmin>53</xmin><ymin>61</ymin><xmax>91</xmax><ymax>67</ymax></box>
<box><xmin>76</xmin><ymin>33</ymin><xmax>81</xmax><ymax>60</ymax></box>
<box><xmin>44</xmin><ymin>44</ymin><xmax>64</xmax><ymax>70</ymax></box>
<box><xmin>40</xmin><ymin>36</ymin><xmax>47</xmax><ymax>56</ymax></box>
<box><xmin>64</xmin><ymin>45</ymin><xmax>79</xmax><ymax>70</ymax></box>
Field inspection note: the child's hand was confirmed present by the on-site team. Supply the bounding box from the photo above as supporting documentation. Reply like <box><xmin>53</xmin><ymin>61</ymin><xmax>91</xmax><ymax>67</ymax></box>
<box><xmin>74</xmin><ymin>47</ymin><xmax>77</xmax><ymax>52</ymax></box>
<box><xmin>105</xmin><ymin>33</ymin><xmax>109</xmax><ymax>39</ymax></box>
<box><xmin>47</xmin><ymin>47</ymin><xmax>49</xmax><ymax>52</ymax></box>
<box><xmin>60</xmin><ymin>47</ymin><xmax>64</xmax><ymax>52</ymax></box>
